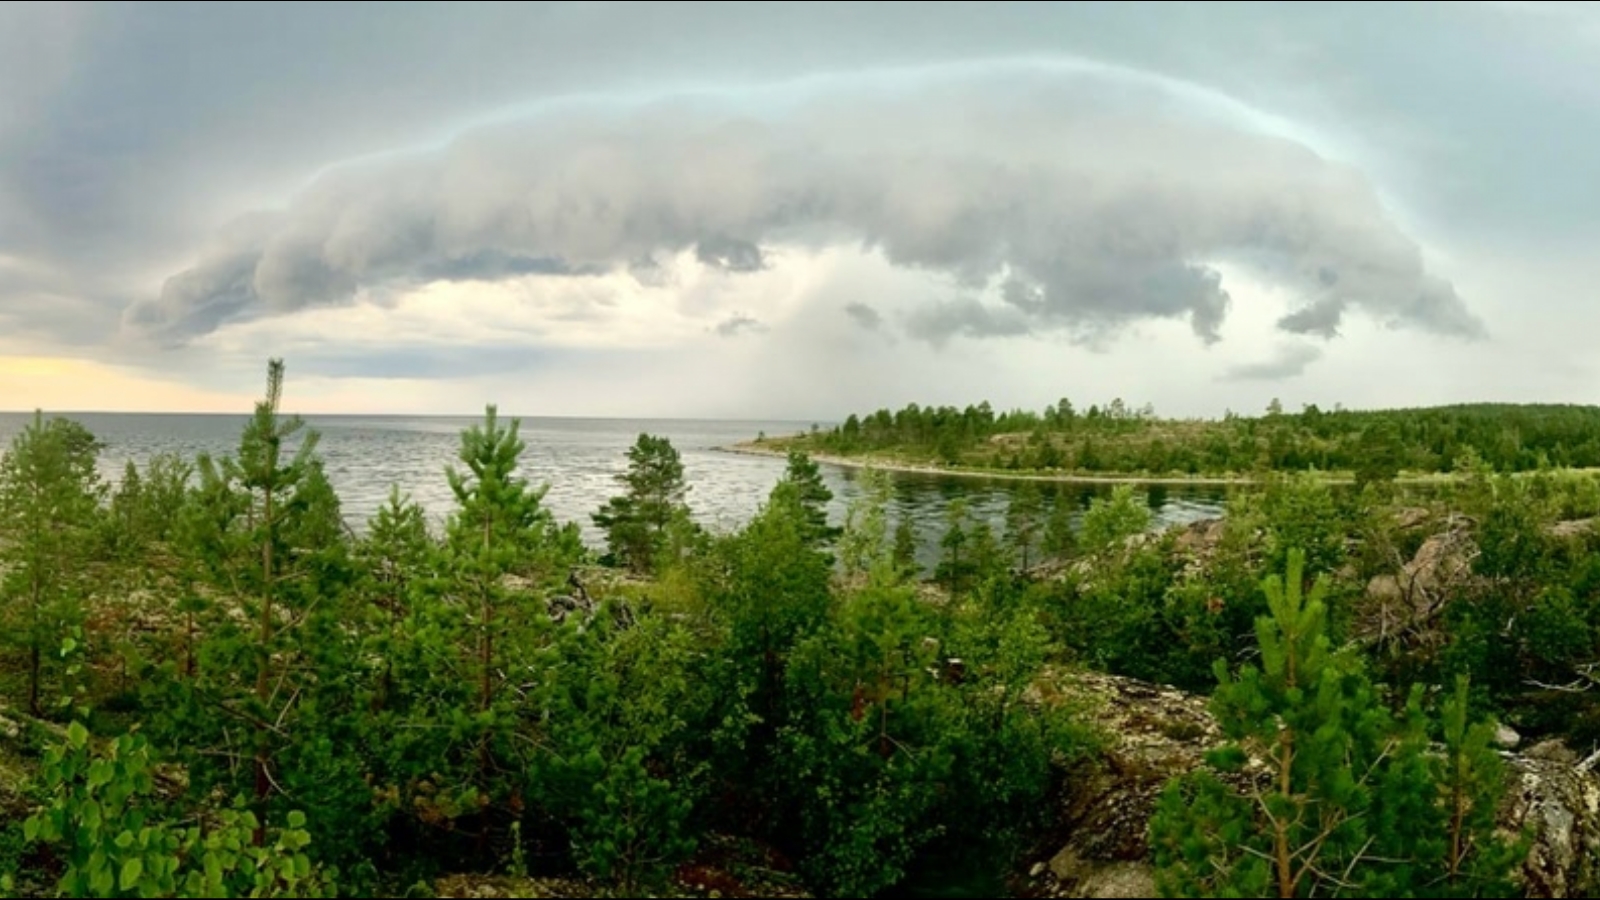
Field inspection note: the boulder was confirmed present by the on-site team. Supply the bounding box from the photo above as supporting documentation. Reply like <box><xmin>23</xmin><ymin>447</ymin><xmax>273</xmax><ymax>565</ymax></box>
<box><xmin>1169</xmin><ymin>518</ymin><xmax>1226</xmax><ymax>558</ymax></box>
<box><xmin>1359</xmin><ymin>524</ymin><xmax>1478</xmax><ymax>646</ymax></box>
<box><xmin>1392</xmin><ymin>506</ymin><xmax>1435</xmax><ymax>530</ymax></box>
<box><xmin>1495</xmin><ymin>722</ymin><xmax>1523</xmax><ymax>750</ymax></box>
<box><xmin>1546</xmin><ymin>518</ymin><xmax>1600</xmax><ymax>540</ymax></box>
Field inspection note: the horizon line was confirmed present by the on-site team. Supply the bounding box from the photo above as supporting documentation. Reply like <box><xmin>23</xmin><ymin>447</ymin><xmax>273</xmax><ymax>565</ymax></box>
<box><xmin>0</xmin><ymin>409</ymin><xmax>831</xmax><ymax>424</ymax></box>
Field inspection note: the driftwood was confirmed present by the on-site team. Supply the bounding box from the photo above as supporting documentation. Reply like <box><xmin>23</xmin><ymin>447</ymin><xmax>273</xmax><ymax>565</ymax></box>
<box><xmin>546</xmin><ymin>570</ymin><xmax>635</xmax><ymax>629</ymax></box>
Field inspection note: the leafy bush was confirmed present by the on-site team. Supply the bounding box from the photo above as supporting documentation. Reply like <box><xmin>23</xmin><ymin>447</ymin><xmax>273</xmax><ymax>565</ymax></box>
<box><xmin>25</xmin><ymin>723</ymin><xmax>334</xmax><ymax>898</ymax></box>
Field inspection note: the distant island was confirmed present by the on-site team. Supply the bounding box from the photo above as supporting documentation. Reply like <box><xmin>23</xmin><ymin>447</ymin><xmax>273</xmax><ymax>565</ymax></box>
<box><xmin>732</xmin><ymin>399</ymin><xmax>1600</xmax><ymax>484</ymax></box>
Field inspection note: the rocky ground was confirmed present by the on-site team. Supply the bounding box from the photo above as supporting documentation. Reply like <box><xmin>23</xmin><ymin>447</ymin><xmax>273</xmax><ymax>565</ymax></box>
<box><xmin>1008</xmin><ymin>668</ymin><xmax>1600</xmax><ymax>899</ymax></box>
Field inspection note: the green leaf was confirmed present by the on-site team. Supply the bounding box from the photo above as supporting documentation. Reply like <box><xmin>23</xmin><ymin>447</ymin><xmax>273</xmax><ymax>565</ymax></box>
<box><xmin>121</xmin><ymin>857</ymin><xmax>144</xmax><ymax>890</ymax></box>
<box><xmin>286</xmin><ymin>809</ymin><xmax>306</xmax><ymax>829</ymax></box>
<box><xmin>22</xmin><ymin>816</ymin><xmax>38</xmax><ymax>843</ymax></box>
<box><xmin>61</xmin><ymin>635</ymin><xmax>77</xmax><ymax>656</ymax></box>
<box><xmin>88</xmin><ymin>759</ymin><xmax>114</xmax><ymax>790</ymax></box>
<box><xmin>66</xmin><ymin>720</ymin><xmax>89</xmax><ymax>749</ymax></box>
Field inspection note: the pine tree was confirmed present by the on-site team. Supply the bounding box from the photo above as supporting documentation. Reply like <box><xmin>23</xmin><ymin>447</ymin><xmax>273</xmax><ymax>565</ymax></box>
<box><xmin>444</xmin><ymin>405</ymin><xmax>559</xmax><ymax>716</ymax></box>
<box><xmin>1004</xmin><ymin>481</ymin><xmax>1045</xmax><ymax>571</ymax></box>
<box><xmin>838</xmin><ymin>468</ymin><xmax>894</xmax><ymax>582</ymax></box>
<box><xmin>105</xmin><ymin>460</ymin><xmax>145</xmax><ymax>561</ymax></box>
<box><xmin>1150</xmin><ymin>549</ymin><xmax>1523</xmax><ymax>898</ymax></box>
<box><xmin>158</xmin><ymin>359</ymin><xmax>349</xmax><ymax>845</ymax></box>
<box><xmin>891</xmin><ymin>518</ymin><xmax>918</xmax><ymax>577</ymax></box>
<box><xmin>0</xmin><ymin>412</ymin><xmax>105</xmax><ymax>715</ymax></box>
<box><xmin>356</xmin><ymin>486</ymin><xmax>435</xmax><ymax>710</ymax></box>
<box><xmin>935</xmin><ymin>499</ymin><xmax>972</xmax><ymax>598</ymax></box>
<box><xmin>235</xmin><ymin>360</ymin><xmax>322</xmax><ymax>831</ymax></box>
<box><xmin>593</xmin><ymin>434</ymin><xmax>690</xmax><ymax>574</ymax></box>
<box><xmin>1041</xmin><ymin>491</ymin><xmax>1078</xmax><ymax>562</ymax></box>
<box><xmin>1428</xmin><ymin>676</ymin><xmax>1525</xmax><ymax>897</ymax></box>
<box><xmin>1079</xmin><ymin>484</ymin><xmax>1151</xmax><ymax>552</ymax></box>
<box><xmin>361</xmin><ymin>486</ymin><xmax>433</xmax><ymax>622</ymax></box>
<box><xmin>439</xmin><ymin>404</ymin><xmax>570</xmax><ymax>850</ymax></box>
<box><xmin>707</xmin><ymin>478</ymin><xmax>835</xmax><ymax>823</ymax></box>
<box><xmin>781</xmin><ymin>449</ymin><xmax>839</xmax><ymax>548</ymax></box>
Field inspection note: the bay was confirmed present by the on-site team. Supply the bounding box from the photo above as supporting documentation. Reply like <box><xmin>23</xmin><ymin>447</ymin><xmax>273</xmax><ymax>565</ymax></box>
<box><xmin>0</xmin><ymin>412</ymin><xmax>1227</xmax><ymax>566</ymax></box>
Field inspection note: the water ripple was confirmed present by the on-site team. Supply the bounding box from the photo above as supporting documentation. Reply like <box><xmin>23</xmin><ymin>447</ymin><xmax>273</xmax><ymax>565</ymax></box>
<box><xmin>0</xmin><ymin>413</ymin><xmax>1227</xmax><ymax>565</ymax></box>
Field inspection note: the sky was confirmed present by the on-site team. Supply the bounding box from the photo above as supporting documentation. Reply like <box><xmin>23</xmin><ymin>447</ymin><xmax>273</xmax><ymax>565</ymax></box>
<box><xmin>1</xmin><ymin>0</ymin><xmax>1598</xmax><ymax>420</ymax></box>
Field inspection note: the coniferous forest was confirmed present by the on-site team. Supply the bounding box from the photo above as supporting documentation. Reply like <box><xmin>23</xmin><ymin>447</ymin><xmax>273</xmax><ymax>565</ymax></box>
<box><xmin>9</xmin><ymin>360</ymin><xmax>1600</xmax><ymax>898</ymax></box>
<box><xmin>775</xmin><ymin>397</ymin><xmax>1600</xmax><ymax>481</ymax></box>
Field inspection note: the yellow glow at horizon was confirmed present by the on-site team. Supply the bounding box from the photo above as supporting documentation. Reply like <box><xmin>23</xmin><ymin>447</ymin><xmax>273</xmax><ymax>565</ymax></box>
<box><xmin>0</xmin><ymin>355</ymin><xmax>250</xmax><ymax>413</ymax></box>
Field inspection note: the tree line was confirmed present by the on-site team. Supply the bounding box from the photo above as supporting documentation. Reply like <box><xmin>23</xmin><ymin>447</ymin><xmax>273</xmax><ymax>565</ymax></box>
<box><xmin>788</xmin><ymin>397</ymin><xmax>1600</xmax><ymax>479</ymax></box>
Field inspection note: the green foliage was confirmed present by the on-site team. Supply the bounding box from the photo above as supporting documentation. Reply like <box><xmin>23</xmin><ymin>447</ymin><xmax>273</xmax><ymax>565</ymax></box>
<box><xmin>935</xmin><ymin>499</ymin><xmax>973</xmax><ymax>597</ymax></box>
<box><xmin>837</xmin><ymin>467</ymin><xmax>895</xmax><ymax>582</ymax></box>
<box><xmin>142</xmin><ymin>360</ymin><xmax>376</xmax><ymax>872</ymax></box>
<box><xmin>568</xmin><ymin>746</ymin><xmax>694</xmax><ymax>889</ymax></box>
<box><xmin>696</xmin><ymin>481</ymin><xmax>835</xmax><ymax>829</ymax></box>
<box><xmin>891</xmin><ymin>517</ymin><xmax>918</xmax><ymax>577</ymax></box>
<box><xmin>781</xmin><ymin>449</ymin><xmax>840</xmax><ymax>550</ymax></box>
<box><xmin>1256</xmin><ymin>475</ymin><xmax>1347</xmax><ymax>577</ymax></box>
<box><xmin>792</xmin><ymin>396</ymin><xmax>1600</xmax><ymax>477</ymax></box>
<box><xmin>1040</xmin><ymin>490</ymin><xmax>1078</xmax><ymax>562</ymax></box>
<box><xmin>773</xmin><ymin>576</ymin><xmax>1079</xmax><ymax>897</ymax></box>
<box><xmin>1078</xmin><ymin>484</ymin><xmax>1151</xmax><ymax>552</ymax></box>
<box><xmin>593</xmin><ymin>434</ymin><xmax>691</xmax><ymax>574</ymax></box>
<box><xmin>1150</xmin><ymin>550</ymin><xmax>1523</xmax><ymax>898</ymax></box>
<box><xmin>2</xmin><ymin>368</ymin><xmax>1565</xmax><ymax>898</ymax></box>
<box><xmin>103</xmin><ymin>454</ymin><xmax>193</xmax><ymax>561</ymax></box>
<box><xmin>445</xmin><ymin>405</ymin><xmax>567</xmax><ymax>574</ymax></box>
<box><xmin>934</xmin><ymin>500</ymin><xmax>1007</xmax><ymax>598</ymax></box>
<box><xmin>0</xmin><ymin>411</ymin><xmax>106</xmax><ymax>715</ymax></box>
<box><xmin>390</xmin><ymin>404</ymin><xmax>576</xmax><ymax>849</ymax></box>
<box><xmin>536</xmin><ymin>617</ymin><xmax>707</xmax><ymax>889</ymax></box>
<box><xmin>1004</xmin><ymin>482</ymin><xmax>1045</xmax><ymax>571</ymax></box>
<box><xmin>1047</xmin><ymin>545</ymin><xmax>1184</xmax><ymax>682</ymax></box>
<box><xmin>25</xmin><ymin>722</ymin><xmax>333</xmax><ymax>898</ymax></box>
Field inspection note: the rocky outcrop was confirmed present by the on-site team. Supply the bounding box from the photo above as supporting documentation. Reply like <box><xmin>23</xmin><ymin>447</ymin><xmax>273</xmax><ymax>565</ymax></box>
<box><xmin>1014</xmin><ymin>670</ymin><xmax>1600</xmax><ymax>899</ymax></box>
<box><xmin>1546</xmin><ymin>518</ymin><xmax>1600</xmax><ymax>541</ymax></box>
<box><xmin>1509</xmin><ymin>742</ymin><xmax>1600</xmax><ymax>898</ymax></box>
<box><xmin>1359</xmin><ymin>519</ymin><xmax>1478</xmax><ymax>649</ymax></box>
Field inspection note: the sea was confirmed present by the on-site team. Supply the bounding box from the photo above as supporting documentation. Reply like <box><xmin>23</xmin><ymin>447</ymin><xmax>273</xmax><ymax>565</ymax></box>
<box><xmin>0</xmin><ymin>412</ymin><xmax>1228</xmax><ymax>566</ymax></box>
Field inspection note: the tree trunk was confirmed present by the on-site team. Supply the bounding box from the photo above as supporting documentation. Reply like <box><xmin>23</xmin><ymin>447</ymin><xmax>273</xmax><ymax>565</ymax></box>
<box><xmin>253</xmin><ymin>485</ymin><xmax>274</xmax><ymax>847</ymax></box>
<box><xmin>27</xmin><ymin>643</ymin><xmax>39</xmax><ymax>718</ymax></box>
<box><xmin>478</xmin><ymin>519</ymin><xmax>494</xmax><ymax>859</ymax></box>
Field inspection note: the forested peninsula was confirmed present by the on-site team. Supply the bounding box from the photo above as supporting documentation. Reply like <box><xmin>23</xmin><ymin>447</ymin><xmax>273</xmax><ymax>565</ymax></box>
<box><xmin>742</xmin><ymin>398</ymin><xmax>1600</xmax><ymax>484</ymax></box>
<box><xmin>5</xmin><ymin>364</ymin><xmax>1600</xmax><ymax>899</ymax></box>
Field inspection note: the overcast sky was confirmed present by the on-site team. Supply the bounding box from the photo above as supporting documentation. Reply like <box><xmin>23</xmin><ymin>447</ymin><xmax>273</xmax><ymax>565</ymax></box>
<box><xmin>1</xmin><ymin>0</ymin><xmax>1596</xmax><ymax>419</ymax></box>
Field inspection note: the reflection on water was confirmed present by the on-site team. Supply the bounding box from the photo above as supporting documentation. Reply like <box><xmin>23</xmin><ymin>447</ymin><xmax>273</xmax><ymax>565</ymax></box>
<box><xmin>844</xmin><ymin>467</ymin><xmax>1228</xmax><ymax>570</ymax></box>
<box><xmin>0</xmin><ymin>413</ymin><xmax>1228</xmax><ymax>564</ymax></box>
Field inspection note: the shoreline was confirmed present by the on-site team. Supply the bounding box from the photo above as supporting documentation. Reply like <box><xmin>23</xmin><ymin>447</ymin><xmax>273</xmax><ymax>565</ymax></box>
<box><xmin>713</xmin><ymin>442</ymin><xmax>1260</xmax><ymax>486</ymax></box>
<box><xmin>711</xmin><ymin>442</ymin><xmax>1529</xmax><ymax>488</ymax></box>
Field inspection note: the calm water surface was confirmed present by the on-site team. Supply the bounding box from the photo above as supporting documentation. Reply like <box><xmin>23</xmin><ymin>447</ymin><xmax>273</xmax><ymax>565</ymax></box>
<box><xmin>0</xmin><ymin>413</ymin><xmax>1228</xmax><ymax>565</ymax></box>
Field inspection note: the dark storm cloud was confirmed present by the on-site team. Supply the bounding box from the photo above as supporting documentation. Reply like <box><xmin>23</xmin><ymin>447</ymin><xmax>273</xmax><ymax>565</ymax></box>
<box><xmin>694</xmin><ymin>236</ymin><xmax>767</xmax><ymax>272</ymax></box>
<box><xmin>712</xmin><ymin>313</ymin><xmax>767</xmax><ymax>337</ymax></box>
<box><xmin>842</xmin><ymin>302</ymin><xmax>883</xmax><ymax>331</ymax></box>
<box><xmin>1222</xmin><ymin>341</ymin><xmax>1324</xmax><ymax>382</ymax></box>
<box><xmin>15</xmin><ymin>0</ymin><xmax>1600</xmax><ymax>407</ymax></box>
<box><xmin>122</xmin><ymin>66</ymin><xmax>1482</xmax><ymax>351</ymax></box>
<box><xmin>904</xmin><ymin>299</ymin><xmax>1033</xmax><ymax>345</ymax></box>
